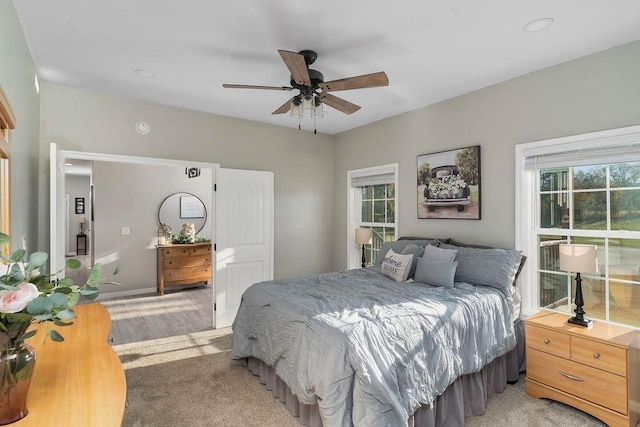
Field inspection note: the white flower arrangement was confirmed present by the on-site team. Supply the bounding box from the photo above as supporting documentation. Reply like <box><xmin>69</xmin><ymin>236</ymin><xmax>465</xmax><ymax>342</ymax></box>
<box><xmin>427</xmin><ymin>175</ymin><xmax>467</xmax><ymax>198</ymax></box>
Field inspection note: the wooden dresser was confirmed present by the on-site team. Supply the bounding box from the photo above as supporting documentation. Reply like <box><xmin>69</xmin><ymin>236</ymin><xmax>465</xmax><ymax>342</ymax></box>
<box><xmin>157</xmin><ymin>242</ymin><xmax>212</xmax><ymax>295</ymax></box>
<box><xmin>525</xmin><ymin>310</ymin><xmax>640</xmax><ymax>427</ymax></box>
<box><xmin>17</xmin><ymin>303</ymin><xmax>126</xmax><ymax>426</ymax></box>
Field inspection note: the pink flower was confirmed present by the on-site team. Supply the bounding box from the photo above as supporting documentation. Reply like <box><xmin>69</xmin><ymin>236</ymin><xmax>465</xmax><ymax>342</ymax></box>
<box><xmin>0</xmin><ymin>282</ymin><xmax>40</xmax><ymax>313</ymax></box>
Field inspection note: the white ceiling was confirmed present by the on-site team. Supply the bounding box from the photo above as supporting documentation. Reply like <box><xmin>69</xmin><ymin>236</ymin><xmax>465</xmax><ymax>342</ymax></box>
<box><xmin>13</xmin><ymin>0</ymin><xmax>640</xmax><ymax>135</ymax></box>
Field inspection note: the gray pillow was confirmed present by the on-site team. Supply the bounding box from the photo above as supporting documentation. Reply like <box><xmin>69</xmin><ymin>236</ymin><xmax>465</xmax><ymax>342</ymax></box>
<box><xmin>448</xmin><ymin>239</ymin><xmax>527</xmax><ymax>285</ymax></box>
<box><xmin>422</xmin><ymin>244</ymin><xmax>457</xmax><ymax>262</ymax></box>
<box><xmin>401</xmin><ymin>243</ymin><xmax>425</xmax><ymax>279</ymax></box>
<box><xmin>440</xmin><ymin>243</ymin><xmax>523</xmax><ymax>291</ymax></box>
<box><xmin>374</xmin><ymin>239</ymin><xmax>439</xmax><ymax>267</ymax></box>
<box><xmin>414</xmin><ymin>258</ymin><xmax>458</xmax><ymax>288</ymax></box>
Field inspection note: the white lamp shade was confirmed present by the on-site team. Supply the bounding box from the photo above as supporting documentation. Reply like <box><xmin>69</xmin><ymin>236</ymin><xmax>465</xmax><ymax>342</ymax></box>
<box><xmin>559</xmin><ymin>244</ymin><xmax>598</xmax><ymax>273</ymax></box>
<box><xmin>355</xmin><ymin>228</ymin><xmax>372</xmax><ymax>245</ymax></box>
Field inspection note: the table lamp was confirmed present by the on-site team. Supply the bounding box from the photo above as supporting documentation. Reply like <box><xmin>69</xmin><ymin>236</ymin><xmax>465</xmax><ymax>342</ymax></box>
<box><xmin>355</xmin><ymin>228</ymin><xmax>372</xmax><ymax>268</ymax></box>
<box><xmin>559</xmin><ymin>244</ymin><xmax>598</xmax><ymax>327</ymax></box>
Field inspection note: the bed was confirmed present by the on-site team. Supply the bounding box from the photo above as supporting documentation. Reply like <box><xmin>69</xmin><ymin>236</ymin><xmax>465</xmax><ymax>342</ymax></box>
<box><xmin>231</xmin><ymin>238</ymin><xmax>526</xmax><ymax>426</ymax></box>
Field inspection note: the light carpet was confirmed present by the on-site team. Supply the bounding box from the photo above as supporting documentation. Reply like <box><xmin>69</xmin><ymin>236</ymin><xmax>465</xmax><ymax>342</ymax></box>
<box><xmin>115</xmin><ymin>330</ymin><xmax>607</xmax><ymax>427</ymax></box>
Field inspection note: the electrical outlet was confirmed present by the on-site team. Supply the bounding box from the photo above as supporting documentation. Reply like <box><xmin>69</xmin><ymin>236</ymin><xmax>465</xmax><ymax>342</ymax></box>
<box><xmin>121</xmin><ymin>227</ymin><xmax>130</xmax><ymax>235</ymax></box>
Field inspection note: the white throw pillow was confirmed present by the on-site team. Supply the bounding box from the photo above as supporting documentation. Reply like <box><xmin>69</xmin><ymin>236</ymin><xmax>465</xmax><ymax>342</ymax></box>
<box><xmin>422</xmin><ymin>244</ymin><xmax>457</xmax><ymax>262</ymax></box>
<box><xmin>381</xmin><ymin>249</ymin><xmax>414</xmax><ymax>282</ymax></box>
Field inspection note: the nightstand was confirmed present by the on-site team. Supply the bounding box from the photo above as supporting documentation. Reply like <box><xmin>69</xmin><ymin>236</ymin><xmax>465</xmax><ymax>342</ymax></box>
<box><xmin>525</xmin><ymin>311</ymin><xmax>640</xmax><ymax>427</ymax></box>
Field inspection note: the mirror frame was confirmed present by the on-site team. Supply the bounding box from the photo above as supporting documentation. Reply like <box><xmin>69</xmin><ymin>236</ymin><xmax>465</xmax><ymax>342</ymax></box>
<box><xmin>157</xmin><ymin>192</ymin><xmax>207</xmax><ymax>235</ymax></box>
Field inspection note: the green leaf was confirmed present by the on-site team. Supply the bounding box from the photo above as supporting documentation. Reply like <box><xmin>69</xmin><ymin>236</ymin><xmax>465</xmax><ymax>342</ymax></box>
<box><xmin>8</xmin><ymin>249</ymin><xmax>25</xmax><ymax>263</ymax></box>
<box><xmin>54</xmin><ymin>286</ymin><xmax>73</xmax><ymax>294</ymax></box>
<box><xmin>101</xmin><ymin>280</ymin><xmax>123</xmax><ymax>287</ymax></box>
<box><xmin>49</xmin><ymin>329</ymin><xmax>65</xmax><ymax>342</ymax></box>
<box><xmin>86</xmin><ymin>264</ymin><xmax>103</xmax><ymax>287</ymax></box>
<box><xmin>58</xmin><ymin>277</ymin><xmax>74</xmax><ymax>287</ymax></box>
<box><xmin>0</xmin><ymin>232</ymin><xmax>9</xmax><ymax>245</ymax></box>
<box><xmin>27</xmin><ymin>251</ymin><xmax>48</xmax><ymax>269</ymax></box>
<box><xmin>48</xmin><ymin>293</ymin><xmax>70</xmax><ymax>309</ymax></box>
<box><xmin>26</xmin><ymin>296</ymin><xmax>54</xmax><ymax>314</ymax></box>
<box><xmin>55</xmin><ymin>309</ymin><xmax>75</xmax><ymax>320</ymax></box>
<box><xmin>65</xmin><ymin>259</ymin><xmax>81</xmax><ymax>270</ymax></box>
<box><xmin>18</xmin><ymin>330</ymin><xmax>37</xmax><ymax>342</ymax></box>
<box><xmin>67</xmin><ymin>293</ymin><xmax>80</xmax><ymax>307</ymax></box>
<box><xmin>32</xmin><ymin>313</ymin><xmax>53</xmax><ymax>321</ymax></box>
<box><xmin>0</xmin><ymin>283</ymin><xmax>18</xmax><ymax>291</ymax></box>
<box><xmin>112</xmin><ymin>264</ymin><xmax>120</xmax><ymax>275</ymax></box>
<box><xmin>53</xmin><ymin>318</ymin><xmax>73</xmax><ymax>326</ymax></box>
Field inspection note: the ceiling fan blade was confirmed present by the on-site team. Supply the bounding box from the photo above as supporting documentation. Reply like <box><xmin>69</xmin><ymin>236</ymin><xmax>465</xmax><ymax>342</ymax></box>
<box><xmin>223</xmin><ymin>84</ymin><xmax>293</xmax><ymax>91</ymax></box>
<box><xmin>272</xmin><ymin>97</ymin><xmax>294</xmax><ymax>115</ymax></box>
<box><xmin>278</xmin><ymin>50</ymin><xmax>312</xmax><ymax>87</ymax></box>
<box><xmin>320</xmin><ymin>93</ymin><xmax>361</xmax><ymax>115</ymax></box>
<box><xmin>319</xmin><ymin>71</ymin><xmax>389</xmax><ymax>92</ymax></box>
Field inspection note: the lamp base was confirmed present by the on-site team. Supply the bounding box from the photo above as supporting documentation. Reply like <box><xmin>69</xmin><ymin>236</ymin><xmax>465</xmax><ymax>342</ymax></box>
<box><xmin>568</xmin><ymin>316</ymin><xmax>593</xmax><ymax>328</ymax></box>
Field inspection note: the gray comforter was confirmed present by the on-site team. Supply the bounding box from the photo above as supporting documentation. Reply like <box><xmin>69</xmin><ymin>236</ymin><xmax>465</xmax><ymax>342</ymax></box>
<box><xmin>231</xmin><ymin>268</ymin><xmax>516</xmax><ymax>427</ymax></box>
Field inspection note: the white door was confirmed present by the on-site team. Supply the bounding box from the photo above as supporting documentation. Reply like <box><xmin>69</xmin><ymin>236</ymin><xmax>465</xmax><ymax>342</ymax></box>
<box><xmin>215</xmin><ymin>168</ymin><xmax>274</xmax><ymax>328</ymax></box>
<box><xmin>50</xmin><ymin>143</ymin><xmax>66</xmax><ymax>278</ymax></box>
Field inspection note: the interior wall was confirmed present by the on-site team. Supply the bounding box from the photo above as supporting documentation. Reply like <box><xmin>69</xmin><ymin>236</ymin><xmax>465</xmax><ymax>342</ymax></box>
<box><xmin>64</xmin><ymin>174</ymin><xmax>90</xmax><ymax>254</ymax></box>
<box><xmin>38</xmin><ymin>83</ymin><xmax>334</xmax><ymax>280</ymax></box>
<box><xmin>332</xmin><ymin>40</ymin><xmax>640</xmax><ymax>270</ymax></box>
<box><xmin>0</xmin><ymin>0</ymin><xmax>40</xmax><ymax>252</ymax></box>
<box><xmin>92</xmin><ymin>161</ymin><xmax>212</xmax><ymax>294</ymax></box>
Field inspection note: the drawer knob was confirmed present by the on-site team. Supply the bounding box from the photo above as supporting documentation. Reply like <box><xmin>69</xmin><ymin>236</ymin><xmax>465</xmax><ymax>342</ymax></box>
<box><xmin>543</xmin><ymin>339</ymin><xmax>550</xmax><ymax>344</ymax></box>
<box><xmin>593</xmin><ymin>352</ymin><xmax>600</xmax><ymax>359</ymax></box>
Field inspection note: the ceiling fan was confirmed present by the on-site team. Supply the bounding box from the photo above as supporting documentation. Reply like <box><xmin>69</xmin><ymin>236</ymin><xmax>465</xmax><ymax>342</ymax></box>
<box><xmin>223</xmin><ymin>49</ymin><xmax>389</xmax><ymax>122</ymax></box>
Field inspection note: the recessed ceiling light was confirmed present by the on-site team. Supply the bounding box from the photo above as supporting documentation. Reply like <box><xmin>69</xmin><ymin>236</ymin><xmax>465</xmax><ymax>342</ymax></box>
<box><xmin>135</xmin><ymin>121</ymin><xmax>151</xmax><ymax>134</ymax></box>
<box><xmin>523</xmin><ymin>17</ymin><xmax>554</xmax><ymax>33</ymax></box>
<box><xmin>134</xmin><ymin>69</ymin><xmax>156</xmax><ymax>79</ymax></box>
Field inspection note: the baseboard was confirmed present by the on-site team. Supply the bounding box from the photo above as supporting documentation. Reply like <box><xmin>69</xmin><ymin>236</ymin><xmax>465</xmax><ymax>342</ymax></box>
<box><xmin>96</xmin><ymin>287</ymin><xmax>157</xmax><ymax>300</ymax></box>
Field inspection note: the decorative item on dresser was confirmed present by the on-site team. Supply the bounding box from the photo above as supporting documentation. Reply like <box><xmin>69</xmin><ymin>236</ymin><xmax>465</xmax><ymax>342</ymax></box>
<box><xmin>559</xmin><ymin>243</ymin><xmax>598</xmax><ymax>328</ymax></box>
<box><xmin>525</xmin><ymin>310</ymin><xmax>640</xmax><ymax>427</ymax></box>
<box><xmin>156</xmin><ymin>243</ymin><xmax>212</xmax><ymax>295</ymax></box>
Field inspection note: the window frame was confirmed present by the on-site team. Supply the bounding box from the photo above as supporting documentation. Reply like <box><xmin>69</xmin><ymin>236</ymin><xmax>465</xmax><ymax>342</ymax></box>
<box><xmin>347</xmin><ymin>163</ymin><xmax>398</xmax><ymax>269</ymax></box>
<box><xmin>0</xmin><ymin>86</ymin><xmax>16</xmax><ymax>254</ymax></box>
<box><xmin>515</xmin><ymin>124</ymin><xmax>640</xmax><ymax>322</ymax></box>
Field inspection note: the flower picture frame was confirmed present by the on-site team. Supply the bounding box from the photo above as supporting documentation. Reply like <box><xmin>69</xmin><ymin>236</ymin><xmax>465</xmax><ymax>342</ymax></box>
<box><xmin>417</xmin><ymin>145</ymin><xmax>481</xmax><ymax>219</ymax></box>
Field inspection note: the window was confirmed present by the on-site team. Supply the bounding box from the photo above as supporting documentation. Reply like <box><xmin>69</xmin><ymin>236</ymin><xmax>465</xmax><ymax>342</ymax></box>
<box><xmin>0</xmin><ymin>86</ymin><xmax>15</xmax><ymax>254</ymax></box>
<box><xmin>348</xmin><ymin>164</ymin><xmax>398</xmax><ymax>269</ymax></box>
<box><xmin>516</xmin><ymin>126</ymin><xmax>640</xmax><ymax>328</ymax></box>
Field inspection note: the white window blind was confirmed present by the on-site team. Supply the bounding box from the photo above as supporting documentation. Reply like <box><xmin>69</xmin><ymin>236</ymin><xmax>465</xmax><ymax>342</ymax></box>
<box><xmin>524</xmin><ymin>141</ymin><xmax>640</xmax><ymax>170</ymax></box>
<box><xmin>350</xmin><ymin>166</ymin><xmax>396</xmax><ymax>187</ymax></box>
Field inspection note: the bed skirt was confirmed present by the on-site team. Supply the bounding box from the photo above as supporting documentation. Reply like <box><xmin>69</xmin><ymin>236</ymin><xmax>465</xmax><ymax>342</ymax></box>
<box><xmin>246</xmin><ymin>319</ymin><xmax>526</xmax><ymax>427</ymax></box>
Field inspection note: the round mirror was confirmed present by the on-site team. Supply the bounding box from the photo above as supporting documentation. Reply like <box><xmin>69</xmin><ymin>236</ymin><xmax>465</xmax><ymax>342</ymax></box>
<box><xmin>158</xmin><ymin>192</ymin><xmax>207</xmax><ymax>236</ymax></box>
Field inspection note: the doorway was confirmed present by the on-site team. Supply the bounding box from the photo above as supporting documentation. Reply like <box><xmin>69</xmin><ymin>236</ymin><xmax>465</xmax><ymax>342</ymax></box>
<box><xmin>50</xmin><ymin>144</ymin><xmax>275</xmax><ymax>345</ymax></box>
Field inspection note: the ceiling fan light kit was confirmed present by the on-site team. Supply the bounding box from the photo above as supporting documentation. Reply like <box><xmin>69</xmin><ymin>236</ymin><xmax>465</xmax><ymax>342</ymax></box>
<box><xmin>223</xmin><ymin>49</ymin><xmax>388</xmax><ymax>134</ymax></box>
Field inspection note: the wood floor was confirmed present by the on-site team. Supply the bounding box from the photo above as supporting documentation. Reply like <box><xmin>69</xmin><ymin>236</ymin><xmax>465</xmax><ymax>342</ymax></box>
<box><xmin>68</xmin><ymin>253</ymin><xmax>215</xmax><ymax>346</ymax></box>
<box><xmin>99</xmin><ymin>286</ymin><xmax>214</xmax><ymax>346</ymax></box>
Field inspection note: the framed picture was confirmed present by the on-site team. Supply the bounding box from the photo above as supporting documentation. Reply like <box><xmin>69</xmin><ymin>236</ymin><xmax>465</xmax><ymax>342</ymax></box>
<box><xmin>75</xmin><ymin>197</ymin><xmax>85</xmax><ymax>215</ymax></box>
<box><xmin>180</xmin><ymin>195</ymin><xmax>204</xmax><ymax>218</ymax></box>
<box><xmin>417</xmin><ymin>145</ymin><xmax>481</xmax><ymax>220</ymax></box>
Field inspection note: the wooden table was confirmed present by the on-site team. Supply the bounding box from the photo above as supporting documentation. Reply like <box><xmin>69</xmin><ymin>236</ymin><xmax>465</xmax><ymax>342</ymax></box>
<box><xmin>15</xmin><ymin>303</ymin><xmax>126</xmax><ymax>427</ymax></box>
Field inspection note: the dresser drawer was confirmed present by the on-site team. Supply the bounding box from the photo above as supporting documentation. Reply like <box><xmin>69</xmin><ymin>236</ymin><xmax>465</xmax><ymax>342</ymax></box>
<box><xmin>526</xmin><ymin>324</ymin><xmax>570</xmax><ymax>359</ymax></box>
<box><xmin>571</xmin><ymin>336</ymin><xmax>627</xmax><ymax>376</ymax></box>
<box><xmin>160</xmin><ymin>247</ymin><xmax>190</xmax><ymax>257</ymax></box>
<box><xmin>527</xmin><ymin>348</ymin><xmax>627</xmax><ymax>414</ymax></box>
<box><xmin>165</xmin><ymin>266</ymin><xmax>212</xmax><ymax>283</ymax></box>
<box><xmin>163</xmin><ymin>254</ymin><xmax>211</xmax><ymax>269</ymax></box>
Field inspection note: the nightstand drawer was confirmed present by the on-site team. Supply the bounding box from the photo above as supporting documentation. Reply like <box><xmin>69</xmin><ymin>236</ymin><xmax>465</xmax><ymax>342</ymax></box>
<box><xmin>571</xmin><ymin>336</ymin><xmax>627</xmax><ymax>376</ymax></box>
<box><xmin>526</xmin><ymin>324</ymin><xmax>570</xmax><ymax>359</ymax></box>
<box><xmin>527</xmin><ymin>348</ymin><xmax>627</xmax><ymax>414</ymax></box>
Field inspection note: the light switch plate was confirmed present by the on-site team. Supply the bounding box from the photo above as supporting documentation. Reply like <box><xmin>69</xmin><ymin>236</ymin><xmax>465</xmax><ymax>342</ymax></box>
<box><xmin>121</xmin><ymin>227</ymin><xmax>130</xmax><ymax>235</ymax></box>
